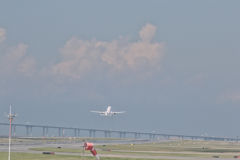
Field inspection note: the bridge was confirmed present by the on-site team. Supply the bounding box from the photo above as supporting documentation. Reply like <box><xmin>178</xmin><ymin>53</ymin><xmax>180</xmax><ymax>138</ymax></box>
<box><xmin>0</xmin><ymin>122</ymin><xmax>238</xmax><ymax>141</ymax></box>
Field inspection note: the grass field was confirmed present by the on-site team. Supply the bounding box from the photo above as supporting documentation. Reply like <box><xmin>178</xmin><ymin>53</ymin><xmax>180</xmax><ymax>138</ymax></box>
<box><xmin>96</xmin><ymin>140</ymin><xmax>240</xmax><ymax>152</ymax></box>
<box><xmin>0</xmin><ymin>152</ymin><xmax>166</xmax><ymax>160</ymax></box>
<box><xmin>29</xmin><ymin>140</ymin><xmax>240</xmax><ymax>159</ymax></box>
<box><xmin>2</xmin><ymin>139</ymin><xmax>240</xmax><ymax>159</ymax></box>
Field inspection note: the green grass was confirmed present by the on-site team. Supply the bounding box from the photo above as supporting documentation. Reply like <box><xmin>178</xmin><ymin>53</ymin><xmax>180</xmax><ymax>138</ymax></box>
<box><xmin>29</xmin><ymin>140</ymin><xmax>240</xmax><ymax>159</ymax></box>
<box><xmin>0</xmin><ymin>152</ymin><xmax>90</xmax><ymax>160</ymax></box>
<box><xmin>96</xmin><ymin>140</ymin><xmax>240</xmax><ymax>153</ymax></box>
<box><xmin>3</xmin><ymin>139</ymin><xmax>240</xmax><ymax>159</ymax></box>
<box><xmin>30</xmin><ymin>147</ymin><xmax>235</xmax><ymax>158</ymax></box>
<box><xmin>0</xmin><ymin>152</ymin><xmax>173</xmax><ymax>160</ymax></box>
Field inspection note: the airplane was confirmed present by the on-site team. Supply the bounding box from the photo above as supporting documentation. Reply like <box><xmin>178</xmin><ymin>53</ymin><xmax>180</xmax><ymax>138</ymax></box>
<box><xmin>91</xmin><ymin>105</ymin><xmax>125</xmax><ymax>116</ymax></box>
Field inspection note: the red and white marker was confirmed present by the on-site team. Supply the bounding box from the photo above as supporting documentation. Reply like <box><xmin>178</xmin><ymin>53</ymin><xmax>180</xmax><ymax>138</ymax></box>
<box><xmin>84</xmin><ymin>142</ymin><xmax>100</xmax><ymax>160</ymax></box>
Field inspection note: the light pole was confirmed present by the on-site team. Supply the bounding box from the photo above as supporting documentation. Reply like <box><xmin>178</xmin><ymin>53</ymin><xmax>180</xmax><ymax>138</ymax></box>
<box><xmin>8</xmin><ymin>105</ymin><xmax>16</xmax><ymax>160</ymax></box>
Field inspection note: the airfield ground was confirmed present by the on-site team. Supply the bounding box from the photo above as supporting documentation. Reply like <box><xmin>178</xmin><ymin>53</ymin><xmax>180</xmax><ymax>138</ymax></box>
<box><xmin>1</xmin><ymin>137</ymin><xmax>240</xmax><ymax>159</ymax></box>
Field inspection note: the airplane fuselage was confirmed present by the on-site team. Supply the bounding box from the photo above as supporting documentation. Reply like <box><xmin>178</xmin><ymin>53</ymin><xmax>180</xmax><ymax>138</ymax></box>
<box><xmin>101</xmin><ymin>106</ymin><xmax>113</xmax><ymax>116</ymax></box>
<box><xmin>91</xmin><ymin>105</ymin><xmax>125</xmax><ymax>117</ymax></box>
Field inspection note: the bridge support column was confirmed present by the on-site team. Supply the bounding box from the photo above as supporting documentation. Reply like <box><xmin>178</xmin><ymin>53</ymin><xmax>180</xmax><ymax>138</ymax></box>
<box><xmin>12</xmin><ymin>125</ymin><xmax>16</xmax><ymax>137</ymax></box>
<box><xmin>89</xmin><ymin>130</ymin><xmax>92</xmax><ymax>137</ymax></box>
<box><xmin>134</xmin><ymin>133</ymin><xmax>137</xmax><ymax>139</ymax></box>
<box><xmin>119</xmin><ymin>132</ymin><xmax>126</xmax><ymax>138</ymax></box>
<box><xmin>43</xmin><ymin>127</ymin><xmax>45</xmax><ymax>137</ymax></box>
<box><xmin>104</xmin><ymin>131</ymin><xmax>108</xmax><ymax>138</ymax></box>
<box><xmin>27</xmin><ymin>126</ymin><xmax>32</xmax><ymax>137</ymax></box>
<box><xmin>152</xmin><ymin>134</ymin><xmax>156</xmax><ymax>139</ymax></box>
<box><xmin>62</xmin><ymin>128</ymin><xmax>65</xmax><ymax>137</ymax></box>
<box><xmin>74</xmin><ymin>129</ymin><xmax>77</xmax><ymax>137</ymax></box>
<box><xmin>149</xmin><ymin>133</ymin><xmax>153</xmax><ymax>139</ymax></box>
<box><xmin>119</xmin><ymin>132</ymin><xmax>122</xmax><ymax>138</ymax></box>
<box><xmin>26</xmin><ymin>126</ymin><xmax>32</xmax><ymax>137</ymax></box>
<box><xmin>104</xmin><ymin>131</ymin><xmax>111</xmax><ymax>138</ymax></box>
<box><xmin>58</xmin><ymin>128</ymin><xmax>62</xmax><ymax>137</ymax></box>
<box><xmin>93</xmin><ymin>130</ymin><xmax>96</xmax><ymax>137</ymax></box>
<box><xmin>134</xmin><ymin>133</ymin><xmax>141</xmax><ymax>139</ymax></box>
<box><xmin>89</xmin><ymin>130</ymin><xmax>96</xmax><ymax>137</ymax></box>
<box><xmin>42</xmin><ymin>127</ymin><xmax>49</xmax><ymax>137</ymax></box>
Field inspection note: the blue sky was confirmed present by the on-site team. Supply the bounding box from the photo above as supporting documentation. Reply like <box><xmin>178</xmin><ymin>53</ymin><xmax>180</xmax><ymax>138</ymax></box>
<box><xmin>0</xmin><ymin>0</ymin><xmax>240</xmax><ymax>137</ymax></box>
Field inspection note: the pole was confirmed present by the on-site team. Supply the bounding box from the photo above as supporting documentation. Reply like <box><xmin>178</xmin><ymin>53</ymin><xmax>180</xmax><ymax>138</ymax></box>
<box><xmin>8</xmin><ymin>105</ymin><xmax>16</xmax><ymax>160</ymax></box>
<box><xmin>8</xmin><ymin>114</ymin><xmax>11</xmax><ymax>160</ymax></box>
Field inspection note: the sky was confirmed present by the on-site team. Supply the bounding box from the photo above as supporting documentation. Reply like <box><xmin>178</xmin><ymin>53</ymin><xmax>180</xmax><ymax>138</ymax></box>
<box><xmin>0</xmin><ymin>0</ymin><xmax>240</xmax><ymax>137</ymax></box>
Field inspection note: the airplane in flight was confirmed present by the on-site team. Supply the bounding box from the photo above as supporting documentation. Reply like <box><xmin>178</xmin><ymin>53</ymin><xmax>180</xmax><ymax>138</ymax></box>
<box><xmin>91</xmin><ymin>105</ymin><xmax>125</xmax><ymax>116</ymax></box>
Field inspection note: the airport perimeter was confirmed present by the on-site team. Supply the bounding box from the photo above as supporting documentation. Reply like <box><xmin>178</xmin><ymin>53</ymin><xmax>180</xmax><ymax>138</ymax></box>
<box><xmin>2</xmin><ymin>123</ymin><xmax>240</xmax><ymax>160</ymax></box>
<box><xmin>1</xmin><ymin>137</ymin><xmax>240</xmax><ymax>160</ymax></box>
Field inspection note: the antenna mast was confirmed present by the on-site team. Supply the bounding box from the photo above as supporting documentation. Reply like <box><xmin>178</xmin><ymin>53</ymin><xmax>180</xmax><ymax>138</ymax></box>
<box><xmin>8</xmin><ymin>105</ymin><xmax>16</xmax><ymax>160</ymax></box>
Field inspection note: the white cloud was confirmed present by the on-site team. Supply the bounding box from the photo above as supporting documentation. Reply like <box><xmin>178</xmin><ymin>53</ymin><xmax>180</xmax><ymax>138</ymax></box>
<box><xmin>139</xmin><ymin>23</ymin><xmax>157</xmax><ymax>42</ymax></box>
<box><xmin>221</xmin><ymin>92</ymin><xmax>240</xmax><ymax>103</ymax></box>
<box><xmin>0</xmin><ymin>28</ymin><xmax>6</xmax><ymax>43</ymax></box>
<box><xmin>0</xmin><ymin>27</ymin><xmax>36</xmax><ymax>76</ymax></box>
<box><xmin>51</xmin><ymin>24</ymin><xmax>165</xmax><ymax>79</ymax></box>
<box><xmin>217</xmin><ymin>90</ymin><xmax>240</xmax><ymax>104</ymax></box>
<box><xmin>0</xmin><ymin>43</ymin><xmax>36</xmax><ymax>76</ymax></box>
<box><xmin>18</xmin><ymin>57</ymin><xmax>36</xmax><ymax>75</ymax></box>
<box><xmin>51</xmin><ymin>38</ymin><xmax>101</xmax><ymax>79</ymax></box>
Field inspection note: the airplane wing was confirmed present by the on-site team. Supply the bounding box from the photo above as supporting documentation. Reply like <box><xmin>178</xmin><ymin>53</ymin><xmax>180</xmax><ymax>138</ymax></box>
<box><xmin>112</xmin><ymin>111</ymin><xmax>125</xmax><ymax>115</ymax></box>
<box><xmin>90</xmin><ymin>111</ymin><xmax>105</xmax><ymax>114</ymax></box>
